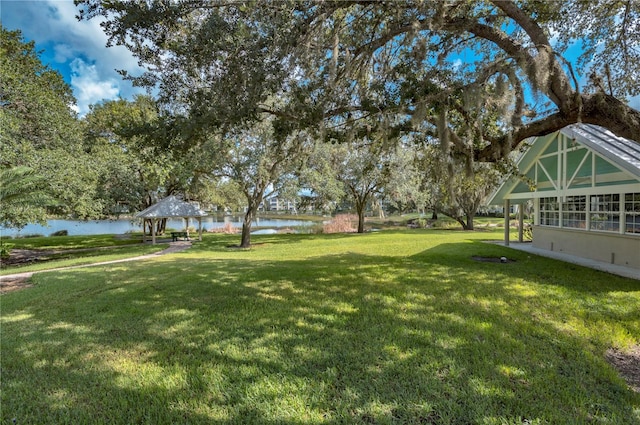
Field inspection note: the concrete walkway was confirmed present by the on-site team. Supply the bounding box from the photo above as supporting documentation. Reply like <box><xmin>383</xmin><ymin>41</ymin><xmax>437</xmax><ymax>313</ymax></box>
<box><xmin>0</xmin><ymin>240</ymin><xmax>192</xmax><ymax>285</ymax></box>
<box><xmin>492</xmin><ymin>241</ymin><xmax>640</xmax><ymax>281</ymax></box>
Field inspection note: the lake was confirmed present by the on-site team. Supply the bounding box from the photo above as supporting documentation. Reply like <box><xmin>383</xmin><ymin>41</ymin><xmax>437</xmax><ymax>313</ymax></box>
<box><xmin>0</xmin><ymin>216</ymin><xmax>315</xmax><ymax>238</ymax></box>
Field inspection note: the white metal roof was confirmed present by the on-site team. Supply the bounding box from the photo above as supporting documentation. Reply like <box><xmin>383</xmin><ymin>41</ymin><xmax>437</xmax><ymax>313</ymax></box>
<box><xmin>134</xmin><ymin>196</ymin><xmax>208</xmax><ymax>219</ymax></box>
<box><xmin>567</xmin><ymin>124</ymin><xmax>640</xmax><ymax>177</ymax></box>
<box><xmin>488</xmin><ymin>123</ymin><xmax>640</xmax><ymax>205</ymax></box>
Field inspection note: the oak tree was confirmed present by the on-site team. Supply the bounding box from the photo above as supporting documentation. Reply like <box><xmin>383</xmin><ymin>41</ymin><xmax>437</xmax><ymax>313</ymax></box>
<box><xmin>1</xmin><ymin>26</ymin><xmax>102</xmax><ymax>225</ymax></box>
<box><xmin>76</xmin><ymin>1</ymin><xmax>640</xmax><ymax>164</ymax></box>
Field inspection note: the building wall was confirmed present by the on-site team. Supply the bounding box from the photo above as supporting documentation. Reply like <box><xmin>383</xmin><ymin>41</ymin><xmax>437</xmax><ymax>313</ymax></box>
<box><xmin>533</xmin><ymin>226</ymin><xmax>640</xmax><ymax>269</ymax></box>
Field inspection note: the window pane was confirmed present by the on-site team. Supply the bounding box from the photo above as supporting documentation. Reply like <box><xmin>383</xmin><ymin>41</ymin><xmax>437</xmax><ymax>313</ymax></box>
<box><xmin>590</xmin><ymin>194</ymin><xmax>620</xmax><ymax>232</ymax></box>
<box><xmin>539</xmin><ymin>197</ymin><xmax>559</xmax><ymax>226</ymax></box>
<box><xmin>625</xmin><ymin>192</ymin><xmax>640</xmax><ymax>234</ymax></box>
<box><xmin>562</xmin><ymin>195</ymin><xmax>586</xmax><ymax>229</ymax></box>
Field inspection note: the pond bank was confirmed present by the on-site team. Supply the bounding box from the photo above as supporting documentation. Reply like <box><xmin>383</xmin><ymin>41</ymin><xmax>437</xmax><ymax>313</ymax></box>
<box><xmin>1</xmin><ymin>216</ymin><xmax>315</xmax><ymax>238</ymax></box>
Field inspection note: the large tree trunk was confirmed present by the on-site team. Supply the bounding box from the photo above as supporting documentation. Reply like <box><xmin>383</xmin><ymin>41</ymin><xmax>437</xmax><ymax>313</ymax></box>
<box><xmin>465</xmin><ymin>214</ymin><xmax>474</xmax><ymax>231</ymax></box>
<box><xmin>240</xmin><ymin>209</ymin><xmax>255</xmax><ymax>248</ymax></box>
<box><xmin>157</xmin><ymin>218</ymin><xmax>166</xmax><ymax>235</ymax></box>
<box><xmin>357</xmin><ymin>209</ymin><xmax>365</xmax><ymax>233</ymax></box>
<box><xmin>477</xmin><ymin>93</ymin><xmax>640</xmax><ymax>161</ymax></box>
<box><xmin>582</xmin><ymin>93</ymin><xmax>640</xmax><ymax>140</ymax></box>
<box><xmin>454</xmin><ymin>217</ymin><xmax>469</xmax><ymax>230</ymax></box>
<box><xmin>144</xmin><ymin>218</ymin><xmax>167</xmax><ymax>235</ymax></box>
<box><xmin>356</xmin><ymin>198</ymin><xmax>366</xmax><ymax>233</ymax></box>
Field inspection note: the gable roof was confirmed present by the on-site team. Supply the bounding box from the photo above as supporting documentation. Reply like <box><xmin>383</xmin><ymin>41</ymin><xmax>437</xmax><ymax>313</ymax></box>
<box><xmin>134</xmin><ymin>195</ymin><xmax>208</xmax><ymax>219</ymax></box>
<box><xmin>489</xmin><ymin>124</ymin><xmax>640</xmax><ymax>204</ymax></box>
<box><xmin>569</xmin><ymin>124</ymin><xmax>640</xmax><ymax>177</ymax></box>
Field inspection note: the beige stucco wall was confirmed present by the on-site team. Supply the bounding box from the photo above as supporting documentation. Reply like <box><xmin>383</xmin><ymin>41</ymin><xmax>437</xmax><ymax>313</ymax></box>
<box><xmin>533</xmin><ymin>226</ymin><xmax>640</xmax><ymax>269</ymax></box>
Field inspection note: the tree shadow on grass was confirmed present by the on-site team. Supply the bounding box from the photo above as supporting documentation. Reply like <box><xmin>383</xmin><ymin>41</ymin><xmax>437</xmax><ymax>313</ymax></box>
<box><xmin>2</xmin><ymin>239</ymin><xmax>640</xmax><ymax>424</ymax></box>
<box><xmin>193</xmin><ymin>231</ymin><xmax>361</xmax><ymax>253</ymax></box>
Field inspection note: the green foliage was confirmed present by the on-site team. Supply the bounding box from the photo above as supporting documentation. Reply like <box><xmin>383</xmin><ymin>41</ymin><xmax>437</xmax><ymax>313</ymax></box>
<box><xmin>0</xmin><ymin>166</ymin><xmax>57</xmax><ymax>229</ymax></box>
<box><xmin>210</xmin><ymin>118</ymin><xmax>312</xmax><ymax>246</ymax></box>
<box><xmin>0</xmin><ymin>242</ymin><xmax>14</xmax><ymax>259</ymax></box>
<box><xmin>550</xmin><ymin>0</ymin><xmax>640</xmax><ymax>97</ymax></box>
<box><xmin>0</xmin><ymin>26</ymin><xmax>104</xmax><ymax>221</ymax></box>
<box><xmin>306</xmin><ymin>133</ymin><xmax>415</xmax><ymax>232</ymax></box>
<box><xmin>416</xmin><ymin>144</ymin><xmax>500</xmax><ymax>230</ymax></box>
<box><xmin>0</xmin><ymin>26</ymin><xmax>76</xmax><ymax>158</ymax></box>
<box><xmin>76</xmin><ymin>0</ymin><xmax>640</xmax><ymax>164</ymax></box>
<box><xmin>81</xmin><ymin>96</ymin><xmax>174</xmax><ymax>214</ymax></box>
<box><xmin>2</xmin><ymin>230</ymin><xmax>639</xmax><ymax>423</ymax></box>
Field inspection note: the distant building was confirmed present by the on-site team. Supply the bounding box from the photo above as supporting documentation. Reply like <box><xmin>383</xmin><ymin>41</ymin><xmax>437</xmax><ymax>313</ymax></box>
<box><xmin>265</xmin><ymin>196</ymin><xmax>296</xmax><ymax>212</ymax></box>
<box><xmin>489</xmin><ymin>124</ymin><xmax>640</xmax><ymax>269</ymax></box>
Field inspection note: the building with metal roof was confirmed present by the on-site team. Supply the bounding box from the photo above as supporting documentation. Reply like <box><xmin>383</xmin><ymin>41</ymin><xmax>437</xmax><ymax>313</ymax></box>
<box><xmin>489</xmin><ymin>124</ymin><xmax>640</xmax><ymax>270</ymax></box>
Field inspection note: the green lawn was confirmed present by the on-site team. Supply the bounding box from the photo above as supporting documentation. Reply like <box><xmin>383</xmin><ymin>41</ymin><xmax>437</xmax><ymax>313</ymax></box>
<box><xmin>1</xmin><ymin>234</ymin><xmax>167</xmax><ymax>275</ymax></box>
<box><xmin>2</xmin><ymin>230</ymin><xmax>639</xmax><ymax>424</ymax></box>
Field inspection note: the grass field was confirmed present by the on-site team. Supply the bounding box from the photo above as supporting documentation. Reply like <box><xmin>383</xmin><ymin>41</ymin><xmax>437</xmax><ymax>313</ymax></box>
<box><xmin>0</xmin><ymin>234</ymin><xmax>167</xmax><ymax>275</ymax></box>
<box><xmin>2</xmin><ymin>229</ymin><xmax>639</xmax><ymax>424</ymax></box>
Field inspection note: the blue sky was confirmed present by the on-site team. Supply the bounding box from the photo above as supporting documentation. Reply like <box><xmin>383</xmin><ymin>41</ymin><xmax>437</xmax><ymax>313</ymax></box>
<box><xmin>1</xmin><ymin>0</ymin><xmax>145</xmax><ymax>115</ymax></box>
<box><xmin>2</xmin><ymin>0</ymin><xmax>638</xmax><ymax>117</ymax></box>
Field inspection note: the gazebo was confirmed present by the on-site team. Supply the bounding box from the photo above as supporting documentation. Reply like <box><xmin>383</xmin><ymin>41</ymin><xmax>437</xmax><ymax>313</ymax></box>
<box><xmin>135</xmin><ymin>195</ymin><xmax>208</xmax><ymax>244</ymax></box>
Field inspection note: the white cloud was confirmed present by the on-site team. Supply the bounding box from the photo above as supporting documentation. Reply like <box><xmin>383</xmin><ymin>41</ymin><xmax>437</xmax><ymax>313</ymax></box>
<box><xmin>70</xmin><ymin>59</ymin><xmax>119</xmax><ymax>114</ymax></box>
<box><xmin>2</xmin><ymin>0</ymin><xmax>146</xmax><ymax>114</ymax></box>
<box><xmin>53</xmin><ymin>43</ymin><xmax>75</xmax><ymax>63</ymax></box>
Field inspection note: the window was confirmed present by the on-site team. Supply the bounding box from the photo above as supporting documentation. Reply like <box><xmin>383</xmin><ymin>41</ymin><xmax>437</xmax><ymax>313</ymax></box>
<box><xmin>562</xmin><ymin>195</ymin><xmax>586</xmax><ymax>229</ymax></box>
<box><xmin>537</xmin><ymin>192</ymin><xmax>639</xmax><ymax>235</ymax></box>
<box><xmin>539</xmin><ymin>197</ymin><xmax>559</xmax><ymax>226</ymax></box>
<box><xmin>590</xmin><ymin>194</ymin><xmax>620</xmax><ymax>232</ymax></box>
<box><xmin>625</xmin><ymin>193</ymin><xmax>640</xmax><ymax>234</ymax></box>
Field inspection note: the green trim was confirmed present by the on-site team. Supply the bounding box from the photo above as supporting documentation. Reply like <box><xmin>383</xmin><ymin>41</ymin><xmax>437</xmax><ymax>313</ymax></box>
<box><xmin>490</xmin><ymin>127</ymin><xmax>640</xmax><ymax>205</ymax></box>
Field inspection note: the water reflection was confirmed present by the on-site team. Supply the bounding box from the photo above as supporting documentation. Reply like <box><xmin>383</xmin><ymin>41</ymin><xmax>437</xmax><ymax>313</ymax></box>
<box><xmin>0</xmin><ymin>216</ymin><xmax>313</xmax><ymax>237</ymax></box>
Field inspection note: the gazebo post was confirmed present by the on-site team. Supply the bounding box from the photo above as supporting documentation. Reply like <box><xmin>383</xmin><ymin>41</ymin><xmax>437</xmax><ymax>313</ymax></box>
<box><xmin>185</xmin><ymin>217</ymin><xmax>190</xmax><ymax>239</ymax></box>
<box><xmin>197</xmin><ymin>217</ymin><xmax>203</xmax><ymax>241</ymax></box>
<box><xmin>152</xmin><ymin>218</ymin><xmax>157</xmax><ymax>245</ymax></box>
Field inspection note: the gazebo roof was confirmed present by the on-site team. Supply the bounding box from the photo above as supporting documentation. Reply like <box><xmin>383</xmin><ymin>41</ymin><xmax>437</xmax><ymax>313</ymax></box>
<box><xmin>134</xmin><ymin>196</ymin><xmax>208</xmax><ymax>219</ymax></box>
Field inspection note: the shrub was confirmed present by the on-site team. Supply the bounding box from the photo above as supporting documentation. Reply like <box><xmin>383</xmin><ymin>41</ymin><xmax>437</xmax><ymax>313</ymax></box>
<box><xmin>208</xmin><ymin>222</ymin><xmax>239</xmax><ymax>234</ymax></box>
<box><xmin>50</xmin><ymin>230</ymin><xmax>68</xmax><ymax>236</ymax></box>
<box><xmin>323</xmin><ymin>214</ymin><xmax>357</xmax><ymax>233</ymax></box>
<box><xmin>1</xmin><ymin>242</ymin><xmax>14</xmax><ymax>259</ymax></box>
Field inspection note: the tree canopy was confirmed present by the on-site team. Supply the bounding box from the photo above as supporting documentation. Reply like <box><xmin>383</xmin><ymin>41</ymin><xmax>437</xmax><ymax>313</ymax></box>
<box><xmin>1</xmin><ymin>26</ymin><xmax>103</xmax><ymax>225</ymax></box>
<box><xmin>197</xmin><ymin>117</ymin><xmax>312</xmax><ymax>247</ymax></box>
<box><xmin>0</xmin><ymin>166</ymin><xmax>56</xmax><ymax>229</ymax></box>
<box><xmin>76</xmin><ymin>0</ymin><xmax>640</xmax><ymax>164</ymax></box>
<box><xmin>0</xmin><ymin>26</ymin><xmax>77</xmax><ymax>161</ymax></box>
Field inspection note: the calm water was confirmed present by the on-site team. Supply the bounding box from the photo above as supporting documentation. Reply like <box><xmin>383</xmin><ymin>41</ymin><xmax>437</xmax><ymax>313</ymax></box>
<box><xmin>0</xmin><ymin>216</ymin><xmax>314</xmax><ymax>238</ymax></box>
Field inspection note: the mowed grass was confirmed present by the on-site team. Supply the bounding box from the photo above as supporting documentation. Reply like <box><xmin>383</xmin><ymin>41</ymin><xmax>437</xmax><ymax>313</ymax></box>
<box><xmin>0</xmin><ymin>234</ymin><xmax>167</xmax><ymax>275</ymax></box>
<box><xmin>2</xmin><ymin>230</ymin><xmax>639</xmax><ymax>424</ymax></box>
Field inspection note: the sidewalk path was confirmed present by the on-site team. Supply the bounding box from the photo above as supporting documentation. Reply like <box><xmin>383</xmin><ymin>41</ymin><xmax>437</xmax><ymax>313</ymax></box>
<box><xmin>0</xmin><ymin>241</ymin><xmax>192</xmax><ymax>293</ymax></box>
<box><xmin>490</xmin><ymin>241</ymin><xmax>640</xmax><ymax>281</ymax></box>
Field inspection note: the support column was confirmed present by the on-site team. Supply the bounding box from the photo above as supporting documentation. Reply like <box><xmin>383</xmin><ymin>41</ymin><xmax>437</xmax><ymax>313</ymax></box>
<box><xmin>198</xmin><ymin>217</ymin><xmax>203</xmax><ymax>241</ymax></box>
<box><xmin>518</xmin><ymin>203</ymin><xmax>524</xmax><ymax>243</ymax></box>
<box><xmin>619</xmin><ymin>192</ymin><xmax>625</xmax><ymax>235</ymax></box>
<box><xmin>151</xmin><ymin>218</ymin><xmax>157</xmax><ymax>245</ymax></box>
<box><xmin>504</xmin><ymin>200</ymin><xmax>510</xmax><ymax>246</ymax></box>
